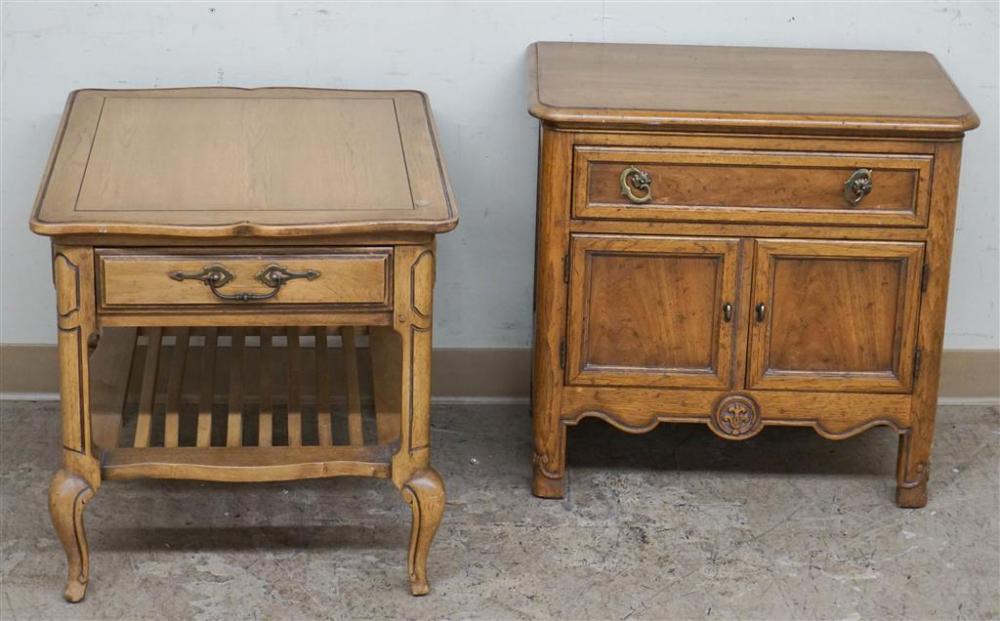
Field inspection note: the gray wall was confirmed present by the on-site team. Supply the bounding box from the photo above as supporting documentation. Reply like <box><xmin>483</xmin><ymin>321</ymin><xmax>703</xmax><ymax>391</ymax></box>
<box><xmin>3</xmin><ymin>2</ymin><xmax>997</xmax><ymax>349</ymax></box>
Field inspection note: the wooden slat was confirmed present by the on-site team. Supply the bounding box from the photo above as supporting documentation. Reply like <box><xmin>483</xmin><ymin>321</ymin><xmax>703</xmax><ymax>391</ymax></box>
<box><xmin>315</xmin><ymin>327</ymin><xmax>333</xmax><ymax>446</ymax></box>
<box><xmin>287</xmin><ymin>327</ymin><xmax>302</xmax><ymax>447</ymax></box>
<box><xmin>102</xmin><ymin>445</ymin><xmax>392</xmax><ymax>482</ymax></box>
<box><xmin>163</xmin><ymin>328</ymin><xmax>190</xmax><ymax>448</ymax></box>
<box><xmin>258</xmin><ymin>328</ymin><xmax>273</xmax><ymax>447</ymax></box>
<box><xmin>90</xmin><ymin>328</ymin><xmax>138</xmax><ymax>451</ymax></box>
<box><xmin>196</xmin><ymin>329</ymin><xmax>218</xmax><ymax>447</ymax></box>
<box><xmin>341</xmin><ymin>326</ymin><xmax>364</xmax><ymax>446</ymax></box>
<box><xmin>133</xmin><ymin>327</ymin><xmax>162</xmax><ymax>448</ymax></box>
<box><xmin>370</xmin><ymin>326</ymin><xmax>402</xmax><ymax>444</ymax></box>
<box><xmin>226</xmin><ymin>328</ymin><xmax>245</xmax><ymax>447</ymax></box>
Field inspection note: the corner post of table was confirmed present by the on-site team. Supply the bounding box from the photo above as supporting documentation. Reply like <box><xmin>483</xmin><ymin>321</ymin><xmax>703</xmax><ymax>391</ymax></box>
<box><xmin>896</xmin><ymin>140</ymin><xmax>964</xmax><ymax>508</ymax></box>
<box><xmin>531</xmin><ymin>126</ymin><xmax>572</xmax><ymax>498</ymax></box>
<box><xmin>896</xmin><ymin>140</ymin><xmax>962</xmax><ymax>509</ymax></box>
<box><xmin>389</xmin><ymin>241</ymin><xmax>445</xmax><ymax>595</ymax></box>
<box><xmin>48</xmin><ymin>243</ymin><xmax>101</xmax><ymax>602</ymax></box>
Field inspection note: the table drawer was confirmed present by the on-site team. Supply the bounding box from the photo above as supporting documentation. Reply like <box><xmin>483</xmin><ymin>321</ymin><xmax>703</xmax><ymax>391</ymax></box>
<box><xmin>97</xmin><ymin>248</ymin><xmax>392</xmax><ymax>309</ymax></box>
<box><xmin>573</xmin><ymin>146</ymin><xmax>933</xmax><ymax>227</ymax></box>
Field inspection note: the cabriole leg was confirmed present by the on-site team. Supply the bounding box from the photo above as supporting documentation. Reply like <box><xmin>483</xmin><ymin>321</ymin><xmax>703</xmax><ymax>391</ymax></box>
<box><xmin>49</xmin><ymin>470</ymin><xmax>95</xmax><ymax>602</ymax></box>
<box><xmin>402</xmin><ymin>468</ymin><xmax>445</xmax><ymax>595</ymax></box>
<box><xmin>49</xmin><ymin>245</ymin><xmax>102</xmax><ymax>601</ymax></box>
<box><xmin>390</xmin><ymin>244</ymin><xmax>445</xmax><ymax>595</ymax></box>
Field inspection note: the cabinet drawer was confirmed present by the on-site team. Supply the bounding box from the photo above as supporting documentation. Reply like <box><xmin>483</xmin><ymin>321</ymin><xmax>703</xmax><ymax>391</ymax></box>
<box><xmin>573</xmin><ymin>147</ymin><xmax>933</xmax><ymax>227</ymax></box>
<box><xmin>97</xmin><ymin>248</ymin><xmax>392</xmax><ymax>310</ymax></box>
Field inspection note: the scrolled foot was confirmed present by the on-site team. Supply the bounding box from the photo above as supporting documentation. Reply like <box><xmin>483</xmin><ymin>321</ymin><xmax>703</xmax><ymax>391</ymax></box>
<box><xmin>896</xmin><ymin>432</ymin><xmax>930</xmax><ymax>509</ymax></box>
<box><xmin>532</xmin><ymin>471</ymin><xmax>565</xmax><ymax>499</ymax></box>
<box><xmin>49</xmin><ymin>469</ymin><xmax>95</xmax><ymax>602</ymax></box>
<box><xmin>896</xmin><ymin>474</ymin><xmax>929</xmax><ymax>509</ymax></box>
<box><xmin>401</xmin><ymin>468</ymin><xmax>445</xmax><ymax>596</ymax></box>
<box><xmin>532</xmin><ymin>450</ymin><xmax>566</xmax><ymax>499</ymax></box>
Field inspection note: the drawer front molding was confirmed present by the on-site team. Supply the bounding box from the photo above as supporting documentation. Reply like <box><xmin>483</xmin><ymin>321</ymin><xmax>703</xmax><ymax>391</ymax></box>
<box><xmin>573</xmin><ymin>146</ymin><xmax>933</xmax><ymax>227</ymax></box>
<box><xmin>97</xmin><ymin>248</ymin><xmax>392</xmax><ymax>311</ymax></box>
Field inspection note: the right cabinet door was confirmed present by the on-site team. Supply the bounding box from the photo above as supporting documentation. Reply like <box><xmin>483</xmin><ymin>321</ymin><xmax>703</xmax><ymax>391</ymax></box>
<box><xmin>748</xmin><ymin>239</ymin><xmax>924</xmax><ymax>393</ymax></box>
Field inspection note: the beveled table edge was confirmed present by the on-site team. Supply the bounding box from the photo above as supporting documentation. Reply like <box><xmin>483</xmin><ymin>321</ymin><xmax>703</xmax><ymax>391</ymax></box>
<box><xmin>525</xmin><ymin>42</ymin><xmax>980</xmax><ymax>138</ymax></box>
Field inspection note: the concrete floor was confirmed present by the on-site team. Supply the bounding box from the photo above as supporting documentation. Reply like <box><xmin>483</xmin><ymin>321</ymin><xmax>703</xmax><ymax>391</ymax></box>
<box><xmin>1</xmin><ymin>400</ymin><xmax>997</xmax><ymax>620</ymax></box>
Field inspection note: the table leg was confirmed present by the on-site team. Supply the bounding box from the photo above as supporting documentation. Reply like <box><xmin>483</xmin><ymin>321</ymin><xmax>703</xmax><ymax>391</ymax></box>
<box><xmin>402</xmin><ymin>468</ymin><xmax>445</xmax><ymax>595</ymax></box>
<box><xmin>49</xmin><ymin>470</ymin><xmax>95</xmax><ymax>602</ymax></box>
<box><xmin>390</xmin><ymin>244</ymin><xmax>445</xmax><ymax>595</ymax></box>
<box><xmin>48</xmin><ymin>245</ymin><xmax>101</xmax><ymax>602</ymax></box>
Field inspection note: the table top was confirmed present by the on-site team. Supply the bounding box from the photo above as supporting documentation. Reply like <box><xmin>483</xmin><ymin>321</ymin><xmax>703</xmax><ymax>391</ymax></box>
<box><xmin>31</xmin><ymin>88</ymin><xmax>458</xmax><ymax>239</ymax></box>
<box><xmin>527</xmin><ymin>42</ymin><xmax>978</xmax><ymax>136</ymax></box>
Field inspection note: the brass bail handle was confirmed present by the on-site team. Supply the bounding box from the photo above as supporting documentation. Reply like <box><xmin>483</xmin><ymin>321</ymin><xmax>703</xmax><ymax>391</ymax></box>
<box><xmin>843</xmin><ymin>168</ymin><xmax>873</xmax><ymax>206</ymax></box>
<box><xmin>168</xmin><ymin>263</ymin><xmax>320</xmax><ymax>302</ymax></box>
<box><xmin>620</xmin><ymin>166</ymin><xmax>653</xmax><ymax>204</ymax></box>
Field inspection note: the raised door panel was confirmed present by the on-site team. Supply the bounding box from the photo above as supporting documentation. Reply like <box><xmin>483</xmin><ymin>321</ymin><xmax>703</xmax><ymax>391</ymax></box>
<box><xmin>748</xmin><ymin>240</ymin><xmax>924</xmax><ymax>393</ymax></box>
<box><xmin>566</xmin><ymin>235</ymin><xmax>740</xmax><ymax>389</ymax></box>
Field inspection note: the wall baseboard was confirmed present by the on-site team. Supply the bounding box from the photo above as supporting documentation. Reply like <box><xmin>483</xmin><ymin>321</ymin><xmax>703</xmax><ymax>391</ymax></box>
<box><xmin>1</xmin><ymin>345</ymin><xmax>997</xmax><ymax>402</ymax></box>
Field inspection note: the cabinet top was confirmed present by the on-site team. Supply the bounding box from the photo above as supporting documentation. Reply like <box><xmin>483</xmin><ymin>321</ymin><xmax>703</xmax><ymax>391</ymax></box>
<box><xmin>527</xmin><ymin>42</ymin><xmax>978</xmax><ymax>137</ymax></box>
<box><xmin>31</xmin><ymin>88</ymin><xmax>458</xmax><ymax>239</ymax></box>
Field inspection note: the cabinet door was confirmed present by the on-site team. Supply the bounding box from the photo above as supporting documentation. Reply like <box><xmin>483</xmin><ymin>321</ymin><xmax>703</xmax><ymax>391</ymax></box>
<box><xmin>748</xmin><ymin>240</ymin><xmax>924</xmax><ymax>393</ymax></box>
<box><xmin>566</xmin><ymin>235</ymin><xmax>740</xmax><ymax>389</ymax></box>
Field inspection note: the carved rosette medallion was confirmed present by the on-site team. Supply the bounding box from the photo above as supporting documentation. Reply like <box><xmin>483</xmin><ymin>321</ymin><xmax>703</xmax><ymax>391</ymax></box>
<box><xmin>709</xmin><ymin>394</ymin><xmax>763</xmax><ymax>440</ymax></box>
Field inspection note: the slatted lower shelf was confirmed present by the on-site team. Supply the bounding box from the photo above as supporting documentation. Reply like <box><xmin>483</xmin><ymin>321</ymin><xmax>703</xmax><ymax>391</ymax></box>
<box><xmin>102</xmin><ymin>446</ymin><xmax>392</xmax><ymax>481</ymax></box>
<box><xmin>90</xmin><ymin>326</ymin><xmax>402</xmax><ymax>482</ymax></box>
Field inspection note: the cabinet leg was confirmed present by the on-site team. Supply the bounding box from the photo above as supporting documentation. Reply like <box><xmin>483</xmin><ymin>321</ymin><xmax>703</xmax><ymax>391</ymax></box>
<box><xmin>49</xmin><ymin>469</ymin><xmax>95</xmax><ymax>602</ymax></box>
<box><xmin>532</xmin><ymin>423</ymin><xmax>566</xmax><ymax>498</ymax></box>
<box><xmin>895</xmin><ymin>430</ymin><xmax>931</xmax><ymax>508</ymax></box>
<box><xmin>401</xmin><ymin>468</ymin><xmax>445</xmax><ymax>596</ymax></box>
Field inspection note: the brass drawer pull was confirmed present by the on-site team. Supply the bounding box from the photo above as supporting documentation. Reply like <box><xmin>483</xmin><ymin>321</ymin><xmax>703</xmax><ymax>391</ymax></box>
<box><xmin>843</xmin><ymin>168</ymin><xmax>873</xmax><ymax>206</ymax></box>
<box><xmin>619</xmin><ymin>166</ymin><xmax>653</xmax><ymax>204</ymax></box>
<box><xmin>722</xmin><ymin>302</ymin><xmax>733</xmax><ymax>322</ymax></box>
<box><xmin>256</xmin><ymin>264</ymin><xmax>321</xmax><ymax>288</ymax></box>
<box><xmin>755</xmin><ymin>302</ymin><xmax>766</xmax><ymax>322</ymax></box>
<box><xmin>168</xmin><ymin>264</ymin><xmax>234</xmax><ymax>287</ymax></box>
<box><xmin>168</xmin><ymin>263</ymin><xmax>320</xmax><ymax>302</ymax></box>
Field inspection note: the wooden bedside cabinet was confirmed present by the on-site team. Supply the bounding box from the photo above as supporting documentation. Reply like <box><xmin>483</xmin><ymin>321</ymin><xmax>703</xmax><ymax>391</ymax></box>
<box><xmin>30</xmin><ymin>88</ymin><xmax>457</xmax><ymax>600</ymax></box>
<box><xmin>526</xmin><ymin>42</ymin><xmax>978</xmax><ymax>506</ymax></box>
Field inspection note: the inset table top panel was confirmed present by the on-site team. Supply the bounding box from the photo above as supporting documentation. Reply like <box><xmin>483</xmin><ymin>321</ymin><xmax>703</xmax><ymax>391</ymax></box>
<box><xmin>31</xmin><ymin>88</ymin><xmax>457</xmax><ymax>238</ymax></box>
<box><xmin>528</xmin><ymin>42</ymin><xmax>978</xmax><ymax>136</ymax></box>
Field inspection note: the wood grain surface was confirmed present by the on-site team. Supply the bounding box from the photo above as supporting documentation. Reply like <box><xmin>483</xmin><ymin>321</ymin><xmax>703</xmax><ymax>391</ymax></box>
<box><xmin>31</xmin><ymin>88</ymin><xmax>458</xmax><ymax>238</ymax></box>
<box><xmin>528</xmin><ymin>42</ymin><xmax>978</xmax><ymax>135</ymax></box>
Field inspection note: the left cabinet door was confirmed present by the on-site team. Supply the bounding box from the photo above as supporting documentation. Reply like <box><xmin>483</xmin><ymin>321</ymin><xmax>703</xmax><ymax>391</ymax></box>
<box><xmin>566</xmin><ymin>234</ymin><xmax>741</xmax><ymax>389</ymax></box>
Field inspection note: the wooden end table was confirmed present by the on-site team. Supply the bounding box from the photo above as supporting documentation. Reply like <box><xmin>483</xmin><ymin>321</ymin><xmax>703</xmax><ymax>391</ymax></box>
<box><xmin>30</xmin><ymin>87</ymin><xmax>458</xmax><ymax>600</ymax></box>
